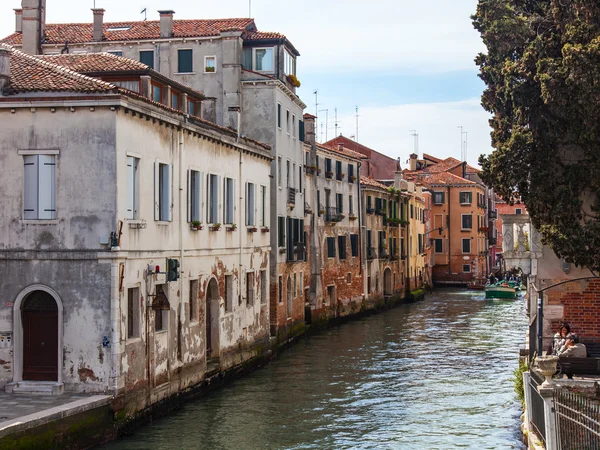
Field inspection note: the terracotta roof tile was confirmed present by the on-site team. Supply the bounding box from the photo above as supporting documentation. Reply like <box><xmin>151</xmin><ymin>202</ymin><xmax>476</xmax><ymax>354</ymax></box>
<box><xmin>1</xmin><ymin>18</ymin><xmax>256</xmax><ymax>45</ymax></box>
<box><xmin>421</xmin><ymin>157</ymin><xmax>463</xmax><ymax>174</ymax></box>
<box><xmin>419</xmin><ymin>172</ymin><xmax>476</xmax><ymax>186</ymax></box>
<box><xmin>38</xmin><ymin>52</ymin><xmax>149</xmax><ymax>72</ymax></box>
<box><xmin>1</xmin><ymin>43</ymin><xmax>117</xmax><ymax>94</ymax></box>
<box><xmin>318</xmin><ymin>143</ymin><xmax>365</xmax><ymax>161</ymax></box>
<box><xmin>422</xmin><ymin>153</ymin><xmax>442</xmax><ymax>163</ymax></box>
<box><xmin>360</xmin><ymin>176</ymin><xmax>389</xmax><ymax>190</ymax></box>
<box><xmin>245</xmin><ymin>31</ymin><xmax>286</xmax><ymax>40</ymax></box>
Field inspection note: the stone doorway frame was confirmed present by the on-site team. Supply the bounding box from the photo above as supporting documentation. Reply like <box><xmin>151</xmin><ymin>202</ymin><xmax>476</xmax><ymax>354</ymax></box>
<box><xmin>12</xmin><ymin>284</ymin><xmax>64</xmax><ymax>385</ymax></box>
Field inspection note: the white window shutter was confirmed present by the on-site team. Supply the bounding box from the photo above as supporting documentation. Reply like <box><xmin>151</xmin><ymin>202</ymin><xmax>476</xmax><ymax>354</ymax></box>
<box><xmin>38</xmin><ymin>155</ymin><xmax>56</xmax><ymax>220</ymax></box>
<box><xmin>168</xmin><ymin>163</ymin><xmax>173</xmax><ymax>221</ymax></box>
<box><xmin>186</xmin><ymin>169</ymin><xmax>191</xmax><ymax>223</ymax></box>
<box><xmin>23</xmin><ymin>155</ymin><xmax>39</xmax><ymax>219</ymax></box>
<box><xmin>245</xmin><ymin>182</ymin><xmax>249</xmax><ymax>226</ymax></box>
<box><xmin>154</xmin><ymin>162</ymin><xmax>160</xmax><ymax>221</ymax></box>
<box><xmin>127</xmin><ymin>157</ymin><xmax>135</xmax><ymax>220</ymax></box>
<box><xmin>199</xmin><ymin>172</ymin><xmax>204</xmax><ymax>222</ymax></box>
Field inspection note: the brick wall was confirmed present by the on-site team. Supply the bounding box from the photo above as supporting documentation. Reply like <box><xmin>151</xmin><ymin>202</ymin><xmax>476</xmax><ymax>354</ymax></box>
<box><xmin>550</xmin><ymin>279</ymin><xmax>600</xmax><ymax>340</ymax></box>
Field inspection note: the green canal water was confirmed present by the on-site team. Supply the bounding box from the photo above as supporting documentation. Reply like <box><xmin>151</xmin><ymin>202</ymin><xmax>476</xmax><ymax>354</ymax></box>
<box><xmin>101</xmin><ymin>289</ymin><xmax>527</xmax><ymax>449</ymax></box>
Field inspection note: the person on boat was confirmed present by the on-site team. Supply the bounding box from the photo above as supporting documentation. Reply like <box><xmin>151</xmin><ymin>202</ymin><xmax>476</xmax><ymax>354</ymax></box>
<box><xmin>552</xmin><ymin>322</ymin><xmax>573</xmax><ymax>355</ymax></box>
<box><xmin>488</xmin><ymin>273</ymin><xmax>497</xmax><ymax>285</ymax></box>
<box><xmin>558</xmin><ymin>335</ymin><xmax>587</xmax><ymax>358</ymax></box>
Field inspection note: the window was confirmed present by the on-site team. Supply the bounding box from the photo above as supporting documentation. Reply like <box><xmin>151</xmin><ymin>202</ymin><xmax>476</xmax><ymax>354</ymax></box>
<box><xmin>108</xmin><ymin>51</ymin><xmax>123</xmax><ymax>57</ymax></box>
<box><xmin>337</xmin><ymin>193</ymin><xmax>344</xmax><ymax>214</ymax></box>
<box><xmin>461</xmin><ymin>214</ymin><xmax>472</xmax><ymax>230</ymax></box>
<box><xmin>351</xmin><ymin>234</ymin><xmax>359</xmax><ymax>256</ymax></box>
<box><xmin>292</xmin><ymin>114</ymin><xmax>296</xmax><ymax>138</ymax></box>
<box><xmin>153</xmin><ymin>85</ymin><xmax>161</xmax><ymax>103</ymax></box>
<box><xmin>139</xmin><ymin>50</ymin><xmax>154</xmax><ymax>69</ymax></box>
<box><xmin>278</xmin><ymin>216</ymin><xmax>286</xmax><ymax>247</ymax></box>
<box><xmin>246</xmin><ymin>182</ymin><xmax>256</xmax><ymax>226</ymax></box>
<box><xmin>284</xmin><ymin>49</ymin><xmax>295</xmax><ymax>75</ymax></box>
<box><xmin>410</xmin><ymin>204</ymin><xmax>414</xmax><ymax>219</ymax></box>
<box><xmin>347</xmin><ymin>273</ymin><xmax>352</xmax><ymax>284</ymax></box>
<box><xmin>286</xmin><ymin>160</ymin><xmax>290</xmax><ymax>187</ymax></box>
<box><xmin>188</xmin><ymin>101</ymin><xmax>196</xmax><ymax>116</ymax></box>
<box><xmin>462</xmin><ymin>238</ymin><xmax>471</xmax><ymax>253</ymax></box>
<box><xmin>246</xmin><ymin>272</ymin><xmax>255</xmax><ymax>306</ymax></box>
<box><xmin>225</xmin><ymin>275</ymin><xmax>234</xmax><ymax>312</ymax></box>
<box><xmin>418</xmin><ymin>234</ymin><xmax>424</xmax><ymax>254</ymax></box>
<box><xmin>293</xmin><ymin>163</ymin><xmax>296</xmax><ymax>189</ymax></box>
<box><xmin>23</xmin><ymin>155</ymin><xmax>56</xmax><ymax>220</ymax></box>
<box><xmin>460</xmin><ymin>192</ymin><xmax>472</xmax><ymax>205</ymax></box>
<box><xmin>154</xmin><ymin>285</ymin><xmax>168</xmax><ymax>331</ymax></box>
<box><xmin>277</xmin><ymin>103</ymin><xmax>282</xmax><ymax>128</ymax></box>
<box><xmin>298</xmin><ymin>165</ymin><xmax>303</xmax><ymax>193</ymax></box>
<box><xmin>278</xmin><ymin>156</ymin><xmax>282</xmax><ymax>187</ymax></box>
<box><xmin>349</xmin><ymin>195</ymin><xmax>354</xmax><ymax>215</ymax></box>
<box><xmin>171</xmin><ymin>92</ymin><xmax>179</xmax><ymax>109</ymax></box>
<box><xmin>299</xmin><ymin>120</ymin><xmax>305</xmax><ymax>142</ymax></box>
<box><xmin>224</xmin><ymin>177</ymin><xmax>235</xmax><ymax>225</ymax></box>
<box><xmin>325</xmin><ymin>158</ymin><xmax>332</xmax><ymax>174</ymax></box>
<box><xmin>189</xmin><ymin>280</ymin><xmax>198</xmax><ymax>322</ymax></box>
<box><xmin>208</xmin><ymin>174</ymin><xmax>219</xmax><ymax>223</ymax></box>
<box><xmin>327</xmin><ymin>237</ymin><xmax>336</xmax><ymax>258</ymax></box>
<box><xmin>155</xmin><ymin>162</ymin><xmax>172</xmax><ymax>221</ymax></box>
<box><xmin>178</xmin><ymin>49</ymin><xmax>193</xmax><ymax>73</ymax></box>
<box><xmin>367</xmin><ymin>196</ymin><xmax>372</xmax><ymax>210</ymax></box>
<box><xmin>286</xmin><ymin>218</ymin><xmax>305</xmax><ymax>262</ymax></box>
<box><xmin>434</xmin><ymin>239</ymin><xmax>443</xmax><ymax>253</ymax></box>
<box><xmin>188</xmin><ymin>170</ymin><xmax>202</xmax><ymax>223</ymax></box>
<box><xmin>126</xmin><ymin>157</ymin><xmax>139</xmax><ymax>220</ymax></box>
<box><xmin>463</xmin><ymin>264</ymin><xmax>471</xmax><ymax>273</ymax></box>
<box><xmin>348</xmin><ymin>164</ymin><xmax>354</xmax><ymax>181</ymax></box>
<box><xmin>336</xmin><ymin>160</ymin><xmax>343</xmax><ymax>180</ymax></box>
<box><xmin>278</xmin><ymin>276</ymin><xmax>283</xmax><ymax>304</ymax></box>
<box><xmin>204</xmin><ymin>55</ymin><xmax>216</xmax><ymax>73</ymax></box>
<box><xmin>433</xmin><ymin>191</ymin><xmax>445</xmax><ymax>204</ymax></box>
<box><xmin>293</xmin><ymin>273</ymin><xmax>297</xmax><ymax>298</ymax></box>
<box><xmin>253</xmin><ymin>47</ymin><xmax>274</xmax><ymax>72</ymax></box>
<box><xmin>261</xmin><ymin>271</ymin><xmax>267</xmax><ymax>305</ymax></box>
<box><xmin>338</xmin><ymin>235</ymin><xmax>347</xmax><ymax>260</ymax></box>
<box><xmin>286</xmin><ymin>110</ymin><xmax>290</xmax><ymax>134</ymax></box>
<box><xmin>127</xmin><ymin>287</ymin><xmax>140</xmax><ymax>338</ymax></box>
<box><xmin>516</xmin><ymin>208</ymin><xmax>522</xmax><ymax>215</ymax></box>
<box><xmin>260</xmin><ymin>185</ymin><xmax>267</xmax><ymax>226</ymax></box>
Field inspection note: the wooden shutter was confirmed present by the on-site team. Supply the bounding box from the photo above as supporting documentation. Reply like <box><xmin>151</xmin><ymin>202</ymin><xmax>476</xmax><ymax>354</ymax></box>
<box><xmin>127</xmin><ymin>157</ymin><xmax>135</xmax><ymax>220</ymax></box>
<box><xmin>154</xmin><ymin>162</ymin><xmax>160</xmax><ymax>221</ymax></box>
<box><xmin>168</xmin><ymin>164</ymin><xmax>173</xmax><ymax>221</ymax></box>
<box><xmin>187</xmin><ymin>169</ymin><xmax>191</xmax><ymax>223</ymax></box>
<box><xmin>38</xmin><ymin>155</ymin><xmax>56</xmax><ymax>220</ymax></box>
<box><xmin>23</xmin><ymin>155</ymin><xmax>39</xmax><ymax>219</ymax></box>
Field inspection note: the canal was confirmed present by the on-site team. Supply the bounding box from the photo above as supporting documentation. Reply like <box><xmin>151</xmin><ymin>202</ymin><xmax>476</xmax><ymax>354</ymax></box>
<box><xmin>101</xmin><ymin>289</ymin><xmax>527</xmax><ymax>449</ymax></box>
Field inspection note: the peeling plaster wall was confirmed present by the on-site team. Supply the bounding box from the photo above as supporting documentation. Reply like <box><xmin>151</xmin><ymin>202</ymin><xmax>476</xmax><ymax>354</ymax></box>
<box><xmin>0</xmin><ymin>107</ymin><xmax>117</xmax><ymax>392</ymax></box>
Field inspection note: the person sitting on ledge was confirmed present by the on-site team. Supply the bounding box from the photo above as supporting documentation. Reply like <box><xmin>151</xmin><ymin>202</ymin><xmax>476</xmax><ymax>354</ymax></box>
<box><xmin>558</xmin><ymin>335</ymin><xmax>587</xmax><ymax>358</ymax></box>
<box><xmin>552</xmin><ymin>322</ymin><xmax>573</xmax><ymax>355</ymax></box>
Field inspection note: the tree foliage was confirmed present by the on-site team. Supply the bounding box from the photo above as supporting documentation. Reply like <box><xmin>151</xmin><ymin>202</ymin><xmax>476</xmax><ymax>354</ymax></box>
<box><xmin>474</xmin><ymin>0</ymin><xmax>600</xmax><ymax>271</ymax></box>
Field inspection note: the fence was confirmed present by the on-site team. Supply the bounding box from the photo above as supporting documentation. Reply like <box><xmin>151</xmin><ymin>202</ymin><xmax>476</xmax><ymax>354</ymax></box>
<box><xmin>554</xmin><ymin>388</ymin><xmax>600</xmax><ymax>450</ymax></box>
<box><xmin>529</xmin><ymin>370</ymin><xmax>546</xmax><ymax>444</ymax></box>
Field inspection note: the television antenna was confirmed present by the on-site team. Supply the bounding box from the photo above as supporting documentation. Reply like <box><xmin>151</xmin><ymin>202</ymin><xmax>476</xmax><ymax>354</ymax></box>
<box><xmin>318</xmin><ymin>109</ymin><xmax>328</xmax><ymax>142</ymax></box>
<box><xmin>141</xmin><ymin>8</ymin><xmax>147</xmax><ymax>21</ymax></box>
<box><xmin>410</xmin><ymin>129</ymin><xmax>419</xmax><ymax>156</ymax></box>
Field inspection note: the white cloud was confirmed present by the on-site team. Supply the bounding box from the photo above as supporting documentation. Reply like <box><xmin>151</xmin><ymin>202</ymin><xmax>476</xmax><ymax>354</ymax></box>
<box><xmin>0</xmin><ymin>0</ymin><xmax>485</xmax><ymax>75</ymax></box>
<box><xmin>327</xmin><ymin>98</ymin><xmax>493</xmax><ymax>169</ymax></box>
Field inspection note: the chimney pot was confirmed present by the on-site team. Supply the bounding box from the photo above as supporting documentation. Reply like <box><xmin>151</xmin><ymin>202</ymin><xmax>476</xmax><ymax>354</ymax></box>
<box><xmin>91</xmin><ymin>8</ymin><xmax>105</xmax><ymax>42</ymax></box>
<box><xmin>158</xmin><ymin>10</ymin><xmax>175</xmax><ymax>38</ymax></box>
<box><xmin>0</xmin><ymin>47</ymin><xmax>12</xmax><ymax>93</ymax></box>
<box><xmin>409</xmin><ymin>153</ymin><xmax>418</xmax><ymax>172</ymax></box>
<box><xmin>14</xmin><ymin>9</ymin><xmax>23</xmax><ymax>33</ymax></box>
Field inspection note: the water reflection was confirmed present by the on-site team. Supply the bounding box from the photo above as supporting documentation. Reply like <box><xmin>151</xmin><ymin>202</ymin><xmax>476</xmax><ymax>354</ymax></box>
<box><xmin>100</xmin><ymin>289</ymin><xmax>526</xmax><ymax>450</ymax></box>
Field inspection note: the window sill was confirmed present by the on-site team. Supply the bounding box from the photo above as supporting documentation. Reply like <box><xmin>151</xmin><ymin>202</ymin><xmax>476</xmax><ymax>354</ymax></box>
<box><xmin>126</xmin><ymin>337</ymin><xmax>142</xmax><ymax>344</ymax></box>
<box><xmin>461</xmin><ymin>228</ymin><xmax>472</xmax><ymax>232</ymax></box>
<box><xmin>155</xmin><ymin>329</ymin><xmax>168</xmax><ymax>334</ymax></box>
<box><xmin>20</xmin><ymin>219</ymin><xmax>59</xmax><ymax>225</ymax></box>
<box><xmin>156</xmin><ymin>221</ymin><xmax>171</xmax><ymax>226</ymax></box>
<box><xmin>460</xmin><ymin>203</ymin><xmax>472</xmax><ymax>206</ymax></box>
<box><xmin>203</xmin><ymin>71</ymin><xmax>217</xmax><ymax>74</ymax></box>
<box><xmin>174</xmin><ymin>72</ymin><xmax>196</xmax><ymax>75</ymax></box>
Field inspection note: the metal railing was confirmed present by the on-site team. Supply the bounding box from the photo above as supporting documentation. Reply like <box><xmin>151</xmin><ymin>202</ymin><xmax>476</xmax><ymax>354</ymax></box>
<box><xmin>325</xmin><ymin>207</ymin><xmax>344</xmax><ymax>223</ymax></box>
<box><xmin>529</xmin><ymin>370</ymin><xmax>547</xmax><ymax>443</ymax></box>
<box><xmin>288</xmin><ymin>188</ymin><xmax>296</xmax><ymax>206</ymax></box>
<box><xmin>555</xmin><ymin>388</ymin><xmax>600</xmax><ymax>450</ymax></box>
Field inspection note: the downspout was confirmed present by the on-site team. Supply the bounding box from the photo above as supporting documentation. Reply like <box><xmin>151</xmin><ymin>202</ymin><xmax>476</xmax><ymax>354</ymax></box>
<box><xmin>406</xmin><ymin>199</ymin><xmax>411</xmax><ymax>293</ymax></box>
<box><xmin>447</xmin><ymin>186</ymin><xmax>452</xmax><ymax>275</ymax></box>
<box><xmin>110</xmin><ymin>260</ymin><xmax>120</xmax><ymax>394</ymax></box>
<box><xmin>357</xmin><ymin>162</ymin><xmax>363</xmax><ymax>276</ymax></box>
<box><xmin>237</xmin><ymin>110</ymin><xmax>243</xmax><ymax>287</ymax></box>
<box><xmin>178</xmin><ymin>127</ymin><xmax>185</xmax><ymax>364</ymax></box>
<box><xmin>37</xmin><ymin>0</ymin><xmax>43</xmax><ymax>54</ymax></box>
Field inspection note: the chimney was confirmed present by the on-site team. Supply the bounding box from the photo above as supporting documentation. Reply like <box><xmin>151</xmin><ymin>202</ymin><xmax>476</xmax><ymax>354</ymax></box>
<box><xmin>21</xmin><ymin>0</ymin><xmax>46</xmax><ymax>55</ymax></box>
<box><xmin>14</xmin><ymin>9</ymin><xmax>23</xmax><ymax>33</ymax></box>
<box><xmin>409</xmin><ymin>153</ymin><xmax>418</xmax><ymax>171</ymax></box>
<box><xmin>338</xmin><ymin>143</ymin><xmax>344</xmax><ymax>152</ymax></box>
<box><xmin>91</xmin><ymin>9</ymin><xmax>105</xmax><ymax>42</ymax></box>
<box><xmin>302</xmin><ymin>113</ymin><xmax>316</xmax><ymax>146</ymax></box>
<box><xmin>158</xmin><ymin>10</ymin><xmax>175</xmax><ymax>38</ymax></box>
<box><xmin>0</xmin><ymin>47</ymin><xmax>11</xmax><ymax>93</ymax></box>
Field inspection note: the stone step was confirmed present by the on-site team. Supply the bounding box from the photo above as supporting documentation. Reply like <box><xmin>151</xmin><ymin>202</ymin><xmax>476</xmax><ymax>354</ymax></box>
<box><xmin>6</xmin><ymin>381</ymin><xmax>64</xmax><ymax>396</ymax></box>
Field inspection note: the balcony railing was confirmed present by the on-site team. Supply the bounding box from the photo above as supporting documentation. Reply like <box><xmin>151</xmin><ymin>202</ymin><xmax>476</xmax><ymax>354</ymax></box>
<box><xmin>367</xmin><ymin>246</ymin><xmax>377</xmax><ymax>260</ymax></box>
<box><xmin>336</xmin><ymin>172</ymin><xmax>345</xmax><ymax>181</ymax></box>
<box><xmin>325</xmin><ymin>207</ymin><xmax>344</xmax><ymax>223</ymax></box>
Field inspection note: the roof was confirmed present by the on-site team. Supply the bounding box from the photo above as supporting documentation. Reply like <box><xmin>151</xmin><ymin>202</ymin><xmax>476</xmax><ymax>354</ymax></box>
<box><xmin>420</xmin><ymin>172</ymin><xmax>477</xmax><ymax>186</ymax></box>
<box><xmin>422</xmin><ymin>153</ymin><xmax>442</xmax><ymax>164</ymax></box>
<box><xmin>324</xmin><ymin>135</ymin><xmax>378</xmax><ymax>157</ymax></box>
<box><xmin>317</xmin><ymin>143</ymin><xmax>365</xmax><ymax>161</ymax></box>
<box><xmin>38</xmin><ymin>52</ymin><xmax>149</xmax><ymax>73</ymax></box>
<box><xmin>360</xmin><ymin>176</ymin><xmax>389</xmax><ymax>190</ymax></box>
<box><xmin>421</xmin><ymin>157</ymin><xmax>463</xmax><ymax>174</ymax></box>
<box><xmin>37</xmin><ymin>52</ymin><xmax>206</xmax><ymax>99</ymax></box>
<box><xmin>1</xmin><ymin>43</ymin><xmax>117</xmax><ymax>94</ymax></box>
<box><xmin>1</xmin><ymin>18</ymin><xmax>256</xmax><ymax>45</ymax></box>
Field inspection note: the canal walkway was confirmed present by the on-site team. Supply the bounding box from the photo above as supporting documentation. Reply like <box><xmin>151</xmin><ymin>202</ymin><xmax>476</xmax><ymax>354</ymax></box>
<box><xmin>0</xmin><ymin>392</ymin><xmax>111</xmax><ymax>440</ymax></box>
<box><xmin>100</xmin><ymin>289</ymin><xmax>528</xmax><ymax>450</ymax></box>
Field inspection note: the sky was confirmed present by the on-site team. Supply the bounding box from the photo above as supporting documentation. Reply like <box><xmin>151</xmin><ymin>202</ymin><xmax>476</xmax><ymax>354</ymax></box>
<box><xmin>0</xmin><ymin>0</ymin><xmax>491</xmax><ymax>168</ymax></box>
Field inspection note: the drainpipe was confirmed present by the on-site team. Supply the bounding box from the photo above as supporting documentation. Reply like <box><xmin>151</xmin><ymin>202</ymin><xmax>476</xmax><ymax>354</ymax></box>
<box><xmin>239</xmin><ymin>137</ymin><xmax>243</xmax><ymax>295</ymax></box>
<box><xmin>357</xmin><ymin>162</ymin><xmax>363</xmax><ymax>276</ymax></box>
<box><xmin>37</xmin><ymin>0</ymin><xmax>43</xmax><ymax>54</ymax></box>
<box><xmin>178</xmin><ymin>127</ymin><xmax>184</xmax><ymax>364</ymax></box>
<box><xmin>447</xmin><ymin>186</ymin><xmax>452</xmax><ymax>275</ymax></box>
<box><xmin>110</xmin><ymin>260</ymin><xmax>120</xmax><ymax>394</ymax></box>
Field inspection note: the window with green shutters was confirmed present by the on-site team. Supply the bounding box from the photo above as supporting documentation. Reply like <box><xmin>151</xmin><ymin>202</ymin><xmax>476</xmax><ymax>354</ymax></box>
<box><xmin>178</xmin><ymin>49</ymin><xmax>193</xmax><ymax>73</ymax></box>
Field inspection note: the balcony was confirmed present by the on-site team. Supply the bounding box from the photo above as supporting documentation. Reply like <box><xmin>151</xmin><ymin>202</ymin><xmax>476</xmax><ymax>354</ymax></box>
<box><xmin>336</xmin><ymin>172</ymin><xmax>345</xmax><ymax>181</ymax></box>
<box><xmin>288</xmin><ymin>188</ymin><xmax>296</xmax><ymax>206</ymax></box>
<box><xmin>325</xmin><ymin>171</ymin><xmax>334</xmax><ymax>179</ymax></box>
<box><xmin>325</xmin><ymin>207</ymin><xmax>344</xmax><ymax>223</ymax></box>
<box><xmin>367</xmin><ymin>247</ymin><xmax>377</xmax><ymax>260</ymax></box>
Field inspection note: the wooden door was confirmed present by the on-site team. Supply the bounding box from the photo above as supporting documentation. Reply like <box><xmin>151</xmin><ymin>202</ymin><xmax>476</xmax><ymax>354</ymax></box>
<box><xmin>22</xmin><ymin>292</ymin><xmax>58</xmax><ymax>381</ymax></box>
<box><xmin>206</xmin><ymin>291</ymin><xmax>212</xmax><ymax>357</ymax></box>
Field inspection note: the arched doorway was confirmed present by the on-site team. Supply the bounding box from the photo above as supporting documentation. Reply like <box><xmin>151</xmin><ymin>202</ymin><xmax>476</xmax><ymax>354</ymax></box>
<box><xmin>22</xmin><ymin>291</ymin><xmax>59</xmax><ymax>381</ymax></box>
<box><xmin>206</xmin><ymin>278</ymin><xmax>220</xmax><ymax>358</ymax></box>
<box><xmin>286</xmin><ymin>276</ymin><xmax>292</xmax><ymax>318</ymax></box>
<box><xmin>384</xmin><ymin>268</ymin><xmax>392</xmax><ymax>297</ymax></box>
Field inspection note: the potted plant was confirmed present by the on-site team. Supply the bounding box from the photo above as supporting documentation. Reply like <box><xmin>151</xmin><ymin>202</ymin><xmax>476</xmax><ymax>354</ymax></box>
<box><xmin>286</xmin><ymin>74</ymin><xmax>301</xmax><ymax>88</ymax></box>
<box><xmin>210</xmin><ymin>223</ymin><xmax>221</xmax><ymax>231</ymax></box>
<box><xmin>325</xmin><ymin>170</ymin><xmax>334</xmax><ymax>178</ymax></box>
<box><xmin>248</xmin><ymin>226</ymin><xmax>258</xmax><ymax>232</ymax></box>
<box><xmin>366</xmin><ymin>207</ymin><xmax>375</xmax><ymax>214</ymax></box>
<box><xmin>349</xmin><ymin>214</ymin><xmax>357</xmax><ymax>220</ymax></box>
<box><xmin>226</xmin><ymin>224</ymin><xmax>237</xmax><ymax>232</ymax></box>
<box><xmin>205</xmin><ymin>66</ymin><xmax>215</xmax><ymax>73</ymax></box>
<box><xmin>261</xmin><ymin>226</ymin><xmax>270</xmax><ymax>233</ymax></box>
<box><xmin>349</xmin><ymin>175</ymin><xmax>357</xmax><ymax>182</ymax></box>
<box><xmin>319</xmin><ymin>208</ymin><xmax>326</xmax><ymax>215</ymax></box>
<box><xmin>191</xmin><ymin>220</ymin><xmax>203</xmax><ymax>231</ymax></box>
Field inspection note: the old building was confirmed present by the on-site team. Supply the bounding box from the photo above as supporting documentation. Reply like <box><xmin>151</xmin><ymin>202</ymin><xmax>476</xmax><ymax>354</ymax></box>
<box><xmin>1</xmin><ymin>0</ymin><xmax>307</xmax><ymax>346</ymax></box>
<box><xmin>0</xmin><ymin>45</ymin><xmax>271</xmax><ymax>408</ymax></box>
